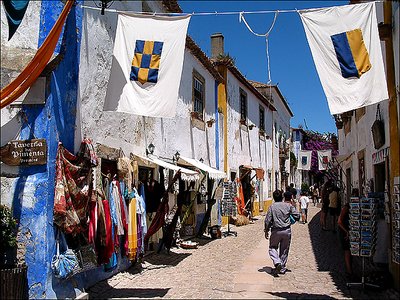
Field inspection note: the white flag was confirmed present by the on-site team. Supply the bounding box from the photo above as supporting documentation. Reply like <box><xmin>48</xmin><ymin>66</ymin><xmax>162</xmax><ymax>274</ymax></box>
<box><xmin>299</xmin><ymin>2</ymin><xmax>388</xmax><ymax>115</ymax></box>
<box><xmin>317</xmin><ymin>150</ymin><xmax>332</xmax><ymax>171</ymax></box>
<box><xmin>297</xmin><ymin>150</ymin><xmax>312</xmax><ymax>170</ymax></box>
<box><xmin>103</xmin><ymin>13</ymin><xmax>191</xmax><ymax>118</ymax></box>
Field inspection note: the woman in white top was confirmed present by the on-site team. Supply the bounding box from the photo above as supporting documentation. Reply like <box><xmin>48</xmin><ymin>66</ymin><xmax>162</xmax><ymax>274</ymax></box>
<box><xmin>299</xmin><ymin>191</ymin><xmax>310</xmax><ymax>223</ymax></box>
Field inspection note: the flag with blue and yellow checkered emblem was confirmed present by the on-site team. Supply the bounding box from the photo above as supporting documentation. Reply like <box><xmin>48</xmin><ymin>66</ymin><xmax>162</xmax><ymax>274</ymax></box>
<box><xmin>299</xmin><ymin>2</ymin><xmax>388</xmax><ymax>115</ymax></box>
<box><xmin>103</xmin><ymin>13</ymin><xmax>191</xmax><ymax>117</ymax></box>
<box><xmin>130</xmin><ymin>40</ymin><xmax>163</xmax><ymax>84</ymax></box>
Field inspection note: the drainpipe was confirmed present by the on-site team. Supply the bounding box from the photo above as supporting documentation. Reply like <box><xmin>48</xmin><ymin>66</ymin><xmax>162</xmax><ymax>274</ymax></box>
<box><xmin>383</xmin><ymin>0</ymin><xmax>400</xmax><ymax>290</ymax></box>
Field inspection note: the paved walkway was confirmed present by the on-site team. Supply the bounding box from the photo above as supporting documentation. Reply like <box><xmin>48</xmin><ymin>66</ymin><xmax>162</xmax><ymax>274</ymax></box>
<box><xmin>88</xmin><ymin>206</ymin><xmax>399</xmax><ymax>299</ymax></box>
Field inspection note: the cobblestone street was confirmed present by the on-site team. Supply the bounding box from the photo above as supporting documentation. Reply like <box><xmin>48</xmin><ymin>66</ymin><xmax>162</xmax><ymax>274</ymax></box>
<box><xmin>88</xmin><ymin>206</ymin><xmax>399</xmax><ymax>299</ymax></box>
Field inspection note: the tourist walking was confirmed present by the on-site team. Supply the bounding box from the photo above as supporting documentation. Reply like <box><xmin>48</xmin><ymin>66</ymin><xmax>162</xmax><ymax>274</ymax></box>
<box><xmin>299</xmin><ymin>191</ymin><xmax>310</xmax><ymax>223</ymax></box>
<box><xmin>328</xmin><ymin>185</ymin><xmax>340</xmax><ymax>232</ymax></box>
<box><xmin>264</xmin><ymin>190</ymin><xmax>300</xmax><ymax>276</ymax></box>
<box><xmin>311</xmin><ymin>183</ymin><xmax>319</xmax><ymax>206</ymax></box>
<box><xmin>320</xmin><ymin>179</ymin><xmax>333</xmax><ymax>230</ymax></box>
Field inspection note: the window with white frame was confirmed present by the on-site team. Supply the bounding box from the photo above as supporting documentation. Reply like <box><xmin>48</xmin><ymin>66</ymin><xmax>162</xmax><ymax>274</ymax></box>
<box><xmin>259</xmin><ymin>105</ymin><xmax>265</xmax><ymax>132</ymax></box>
<box><xmin>240</xmin><ymin>88</ymin><xmax>247</xmax><ymax>124</ymax></box>
<box><xmin>193</xmin><ymin>70</ymin><xmax>205</xmax><ymax>119</ymax></box>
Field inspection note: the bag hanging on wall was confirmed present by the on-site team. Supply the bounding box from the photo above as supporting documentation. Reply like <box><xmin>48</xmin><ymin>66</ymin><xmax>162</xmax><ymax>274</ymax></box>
<box><xmin>371</xmin><ymin>104</ymin><xmax>385</xmax><ymax>149</ymax></box>
<box><xmin>74</xmin><ymin>244</ymin><xmax>98</xmax><ymax>272</ymax></box>
<box><xmin>51</xmin><ymin>229</ymin><xmax>80</xmax><ymax>279</ymax></box>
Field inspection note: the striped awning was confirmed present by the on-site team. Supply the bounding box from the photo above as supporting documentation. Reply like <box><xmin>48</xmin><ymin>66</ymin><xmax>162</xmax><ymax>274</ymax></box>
<box><xmin>178</xmin><ymin>155</ymin><xmax>226</xmax><ymax>180</ymax></box>
<box><xmin>132</xmin><ymin>154</ymin><xmax>200</xmax><ymax>182</ymax></box>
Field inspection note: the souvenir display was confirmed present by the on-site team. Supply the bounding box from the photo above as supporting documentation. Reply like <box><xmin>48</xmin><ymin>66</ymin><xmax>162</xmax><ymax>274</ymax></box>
<box><xmin>221</xmin><ymin>181</ymin><xmax>237</xmax><ymax>217</ymax></box>
<box><xmin>348</xmin><ymin>197</ymin><xmax>377</xmax><ymax>257</ymax></box>
<box><xmin>52</xmin><ymin>140</ymin><xmax>149</xmax><ymax>279</ymax></box>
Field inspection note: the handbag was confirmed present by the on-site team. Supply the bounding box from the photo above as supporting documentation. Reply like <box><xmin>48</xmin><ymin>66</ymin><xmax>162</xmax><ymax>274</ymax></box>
<box><xmin>371</xmin><ymin>104</ymin><xmax>385</xmax><ymax>149</ymax></box>
<box><xmin>289</xmin><ymin>214</ymin><xmax>296</xmax><ymax>225</ymax></box>
<box><xmin>51</xmin><ymin>230</ymin><xmax>80</xmax><ymax>279</ymax></box>
<box><xmin>74</xmin><ymin>244</ymin><xmax>98</xmax><ymax>272</ymax></box>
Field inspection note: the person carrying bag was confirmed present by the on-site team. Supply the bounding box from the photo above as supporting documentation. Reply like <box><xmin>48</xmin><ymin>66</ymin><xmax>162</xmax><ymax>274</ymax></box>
<box><xmin>264</xmin><ymin>190</ymin><xmax>300</xmax><ymax>276</ymax></box>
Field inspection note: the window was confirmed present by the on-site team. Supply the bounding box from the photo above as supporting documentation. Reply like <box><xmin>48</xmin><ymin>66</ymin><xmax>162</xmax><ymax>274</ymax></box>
<box><xmin>240</xmin><ymin>88</ymin><xmax>247</xmax><ymax>124</ymax></box>
<box><xmin>192</xmin><ymin>70</ymin><xmax>205</xmax><ymax>119</ymax></box>
<box><xmin>259</xmin><ymin>105</ymin><xmax>265</xmax><ymax>132</ymax></box>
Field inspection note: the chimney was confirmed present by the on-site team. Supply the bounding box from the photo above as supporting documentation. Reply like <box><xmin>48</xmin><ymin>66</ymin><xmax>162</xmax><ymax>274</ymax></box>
<box><xmin>211</xmin><ymin>33</ymin><xmax>224</xmax><ymax>60</ymax></box>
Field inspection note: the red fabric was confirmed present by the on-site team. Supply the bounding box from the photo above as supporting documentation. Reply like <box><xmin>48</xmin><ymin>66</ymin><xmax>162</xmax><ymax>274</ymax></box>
<box><xmin>53</xmin><ymin>143</ymin><xmax>92</xmax><ymax>235</ymax></box>
<box><xmin>144</xmin><ymin>199</ymin><xmax>169</xmax><ymax>246</ymax></box>
<box><xmin>96</xmin><ymin>199</ymin><xmax>114</xmax><ymax>265</ymax></box>
<box><xmin>88</xmin><ymin>201</ymin><xmax>96</xmax><ymax>245</ymax></box>
<box><xmin>144</xmin><ymin>170</ymin><xmax>181</xmax><ymax>245</ymax></box>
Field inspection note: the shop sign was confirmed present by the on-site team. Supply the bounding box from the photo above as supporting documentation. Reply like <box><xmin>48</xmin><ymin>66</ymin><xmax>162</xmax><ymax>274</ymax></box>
<box><xmin>372</xmin><ymin>147</ymin><xmax>389</xmax><ymax>165</ymax></box>
<box><xmin>0</xmin><ymin>139</ymin><xmax>47</xmax><ymax>166</ymax></box>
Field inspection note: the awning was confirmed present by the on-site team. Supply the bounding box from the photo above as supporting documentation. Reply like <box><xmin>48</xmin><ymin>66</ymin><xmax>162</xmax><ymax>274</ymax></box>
<box><xmin>239</xmin><ymin>165</ymin><xmax>265</xmax><ymax>180</ymax></box>
<box><xmin>178</xmin><ymin>156</ymin><xmax>226</xmax><ymax>180</ymax></box>
<box><xmin>132</xmin><ymin>154</ymin><xmax>200</xmax><ymax>182</ymax></box>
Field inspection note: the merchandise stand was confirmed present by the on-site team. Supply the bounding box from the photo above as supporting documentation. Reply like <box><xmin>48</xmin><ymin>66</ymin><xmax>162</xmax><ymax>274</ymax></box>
<box><xmin>347</xmin><ymin>256</ymin><xmax>380</xmax><ymax>289</ymax></box>
<box><xmin>347</xmin><ymin>196</ymin><xmax>380</xmax><ymax>289</ymax></box>
<box><xmin>223</xmin><ymin>222</ymin><xmax>237</xmax><ymax>237</ymax></box>
<box><xmin>221</xmin><ymin>181</ymin><xmax>238</xmax><ymax>237</ymax></box>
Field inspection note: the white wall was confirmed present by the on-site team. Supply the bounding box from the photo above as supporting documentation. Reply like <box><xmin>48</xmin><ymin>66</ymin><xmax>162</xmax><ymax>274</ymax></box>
<box><xmin>78</xmin><ymin>5</ymin><xmax>219</xmax><ymax>169</ymax></box>
<box><xmin>338</xmin><ymin>100</ymin><xmax>390</xmax><ymax>192</ymax></box>
<box><xmin>226</xmin><ymin>71</ymin><xmax>274</xmax><ymax>201</ymax></box>
<box><xmin>271</xmin><ymin>88</ymin><xmax>292</xmax><ymax>191</ymax></box>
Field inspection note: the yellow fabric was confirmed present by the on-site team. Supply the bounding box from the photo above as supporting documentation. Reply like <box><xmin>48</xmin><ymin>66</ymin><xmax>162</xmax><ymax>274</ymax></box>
<box><xmin>346</xmin><ymin>29</ymin><xmax>371</xmax><ymax>77</ymax></box>
<box><xmin>1</xmin><ymin>1</ymin><xmax>74</xmax><ymax>108</ymax></box>
<box><xmin>132</xmin><ymin>53</ymin><xmax>142</xmax><ymax>68</ymax></box>
<box><xmin>128</xmin><ymin>198</ymin><xmax>138</xmax><ymax>261</ymax></box>
<box><xmin>150</xmin><ymin>55</ymin><xmax>161</xmax><ymax>69</ymax></box>
<box><xmin>138</xmin><ymin>68</ymin><xmax>149</xmax><ymax>84</ymax></box>
<box><xmin>143</xmin><ymin>41</ymin><xmax>154</xmax><ymax>55</ymax></box>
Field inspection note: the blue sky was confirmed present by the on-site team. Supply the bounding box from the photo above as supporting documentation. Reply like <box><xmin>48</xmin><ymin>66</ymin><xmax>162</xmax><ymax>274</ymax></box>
<box><xmin>179</xmin><ymin>0</ymin><xmax>349</xmax><ymax>134</ymax></box>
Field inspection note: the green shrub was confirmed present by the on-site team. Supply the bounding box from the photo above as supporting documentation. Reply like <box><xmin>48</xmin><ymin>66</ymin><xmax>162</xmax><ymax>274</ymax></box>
<box><xmin>0</xmin><ymin>205</ymin><xmax>17</xmax><ymax>249</ymax></box>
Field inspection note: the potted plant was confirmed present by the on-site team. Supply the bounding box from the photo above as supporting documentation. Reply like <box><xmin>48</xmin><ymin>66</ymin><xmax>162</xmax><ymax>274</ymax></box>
<box><xmin>0</xmin><ymin>205</ymin><xmax>28</xmax><ymax>299</ymax></box>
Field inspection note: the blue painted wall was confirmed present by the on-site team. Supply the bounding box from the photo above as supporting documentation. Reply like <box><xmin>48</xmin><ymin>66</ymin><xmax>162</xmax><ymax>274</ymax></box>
<box><xmin>12</xmin><ymin>1</ymin><xmax>82</xmax><ymax>298</ymax></box>
<box><xmin>12</xmin><ymin>2</ymin><xmax>131</xmax><ymax>298</ymax></box>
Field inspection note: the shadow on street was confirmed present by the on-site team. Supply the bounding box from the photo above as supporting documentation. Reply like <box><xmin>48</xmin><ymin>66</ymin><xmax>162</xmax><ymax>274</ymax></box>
<box><xmin>89</xmin><ymin>287</ymin><xmax>170</xmax><ymax>298</ymax></box>
<box><xmin>143</xmin><ymin>250</ymin><xmax>191</xmax><ymax>266</ymax></box>
<box><xmin>270</xmin><ymin>291</ymin><xmax>337</xmax><ymax>299</ymax></box>
<box><xmin>307</xmin><ymin>211</ymin><xmax>398</xmax><ymax>299</ymax></box>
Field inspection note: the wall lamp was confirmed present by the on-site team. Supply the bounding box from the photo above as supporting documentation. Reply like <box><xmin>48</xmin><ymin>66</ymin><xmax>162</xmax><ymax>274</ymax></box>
<box><xmin>146</xmin><ymin>143</ymin><xmax>155</xmax><ymax>156</ymax></box>
<box><xmin>248</xmin><ymin>124</ymin><xmax>256</xmax><ymax>130</ymax></box>
<box><xmin>199</xmin><ymin>158</ymin><xmax>204</xmax><ymax>163</ymax></box>
<box><xmin>173</xmin><ymin>151</ymin><xmax>180</xmax><ymax>163</ymax></box>
<box><xmin>93</xmin><ymin>0</ymin><xmax>114</xmax><ymax>15</ymax></box>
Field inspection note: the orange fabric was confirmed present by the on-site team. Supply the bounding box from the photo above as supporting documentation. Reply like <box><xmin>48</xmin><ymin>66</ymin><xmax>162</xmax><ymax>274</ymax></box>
<box><xmin>1</xmin><ymin>0</ymin><xmax>74</xmax><ymax>109</ymax></box>
<box><xmin>237</xmin><ymin>179</ymin><xmax>246</xmax><ymax>215</ymax></box>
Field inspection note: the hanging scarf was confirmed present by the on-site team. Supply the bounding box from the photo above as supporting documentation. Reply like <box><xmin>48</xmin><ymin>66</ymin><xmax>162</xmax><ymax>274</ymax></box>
<box><xmin>53</xmin><ymin>143</ymin><xmax>93</xmax><ymax>235</ymax></box>
<box><xmin>128</xmin><ymin>197</ymin><xmax>138</xmax><ymax>261</ymax></box>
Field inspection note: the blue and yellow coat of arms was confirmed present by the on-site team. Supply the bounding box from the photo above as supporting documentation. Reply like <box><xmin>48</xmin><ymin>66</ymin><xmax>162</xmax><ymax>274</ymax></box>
<box><xmin>130</xmin><ymin>40</ymin><xmax>163</xmax><ymax>84</ymax></box>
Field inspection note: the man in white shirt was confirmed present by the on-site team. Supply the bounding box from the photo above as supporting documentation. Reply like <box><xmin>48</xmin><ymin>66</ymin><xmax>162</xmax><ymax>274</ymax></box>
<box><xmin>299</xmin><ymin>191</ymin><xmax>310</xmax><ymax>223</ymax></box>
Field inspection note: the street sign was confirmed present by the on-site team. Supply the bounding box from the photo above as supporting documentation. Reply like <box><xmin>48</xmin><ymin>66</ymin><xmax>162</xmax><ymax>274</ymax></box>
<box><xmin>0</xmin><ymin>139</ymin><xmax>47</xmax><ymax>166</ymax></box>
